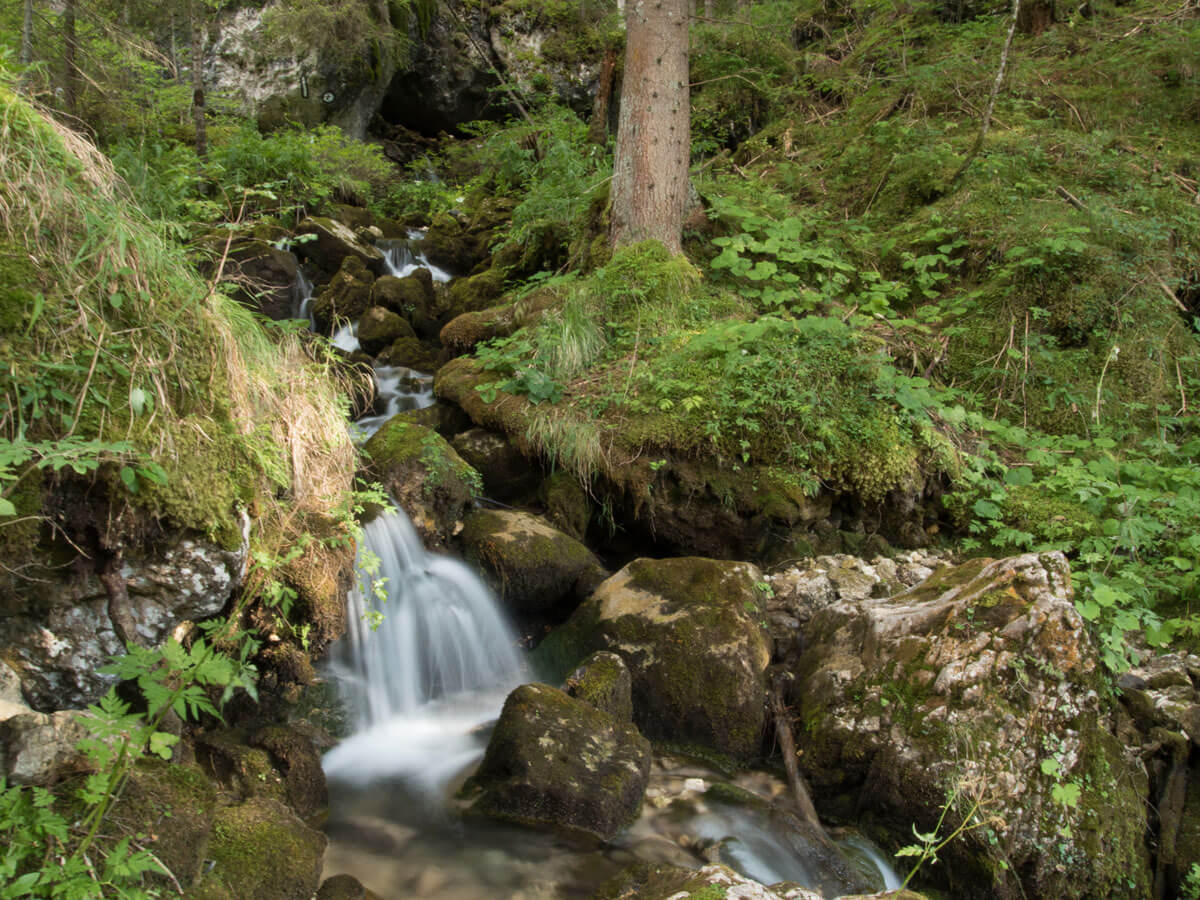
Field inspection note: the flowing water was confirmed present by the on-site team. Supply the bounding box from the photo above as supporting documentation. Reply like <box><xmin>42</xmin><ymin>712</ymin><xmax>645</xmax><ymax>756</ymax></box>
<box><xmin>294</xmin><ymin>235</ymin><xmax>901</xmax><ymax>898</ymax></box>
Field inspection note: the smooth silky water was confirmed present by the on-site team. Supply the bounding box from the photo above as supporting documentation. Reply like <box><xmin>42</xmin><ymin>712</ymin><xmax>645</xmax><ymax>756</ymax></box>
<box><xmin>294</xmin><ymin>237</ymin><xmax>901</xmax><ymax>898</ymax></box>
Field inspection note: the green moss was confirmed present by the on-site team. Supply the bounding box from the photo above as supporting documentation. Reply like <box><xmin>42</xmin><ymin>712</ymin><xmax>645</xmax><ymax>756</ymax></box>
<box><xmin>204</xmin><ymin>798</ymin><xmax>324</xmax><ymax>899</ymax></box>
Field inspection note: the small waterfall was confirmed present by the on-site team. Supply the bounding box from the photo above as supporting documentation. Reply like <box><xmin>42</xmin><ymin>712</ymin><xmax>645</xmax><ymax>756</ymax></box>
<box><xmin>323</xmin><ymin>507</ymin><xmax>528</xmax><ymax>793</ymax></box>
<box><xmin>381</xmin><ymin>234</ymin><xmax>454</xmax><ymax>283</ymax></box>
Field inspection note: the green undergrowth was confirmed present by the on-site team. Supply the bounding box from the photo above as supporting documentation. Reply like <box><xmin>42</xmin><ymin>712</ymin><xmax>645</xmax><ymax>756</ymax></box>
<box><xmin>448</xmin><ymin>0</ymin><xmax>1200</xmax><ymax>668</ymax></box>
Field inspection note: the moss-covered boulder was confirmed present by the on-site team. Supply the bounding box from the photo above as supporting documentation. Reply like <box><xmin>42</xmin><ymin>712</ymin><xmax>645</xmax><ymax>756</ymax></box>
<box><xmin>541</xmin><ymin>557</ymin><xmax>772</xmax><ymax>761</ymax></box>
<box><xmin>788</xmin><ymin>552</ymin><xmax>1151</xmax><ymax>899</ymax></box>
<box><xmin>375</xmin><ymin>335</ymin><xmax>443</xmax><ymax>371</ymax></box>
<box><xmin>539</xmin><ymin>471</ymin><xmax>593</xmax><ymax>542</ymax></box>
<box><xmin>356</xmin><ymin>305</ymin><xmax>416</xmax><ymax>355</ymax></box>
<box><xmin>371</xmin><ymin>269</ymin><xmax>440</xmax><ymax>338</ymax></box>
<box><xmin>565</xmin><ymin>651</ymin><xmax>633</xmax><ymax>722</ymax></box>
<box><xmin>450</xmin><ymin>428</ymin><xmax>539</xmax><ymax>502</ymax></box>
<box><xmin>439</xmin><ymin>286</ymin><xmax>560</xmax><ymax>354</ymax></box>
<box><xmin>468</xmin><ymin>682</ymin><xmax>651</xmax><ymax>841</ymax></box>
<box><xmin>198</xmin><ymin>797</ymin><xmax>325</xmax><ymax>900</ymax></box>
<box><xmin>362</xmin><ymin>419</ymin><xmax>480</xmax><ymax>547</ymax></box>
<box><xmin>460</xmin><ymin>509</ymin><xmax>607</xmax><ymax>613</ymax></box>
<box><xmin>115</xmin><ymin>758</ymin><xmax>218</xmax><ymax>888</ymax></box>
<box><xmin>444</xmin><ymin>265</ymin><xmax>508</xmax><ymax>318</ymax></box>
<box><xmin>296</xmin><ymin>216</ymin><xmax>386</xmax><ymax>277</ymax></box>
<box><xmin>316</xmin><ymin>874</ymin><xmax>381</xmax><ymax>900</ymax></box>
<box><xmin>421</xmin><ymin>212</ymin><xmax>476</xmax><ymax>273</ymax></box>
<box><xmin>249</xmin><ymin>725</ymin><xmax>328</xmax><ymax>822</ymax></box>
<box><xmin>394</xmin><ymin>400</ymin><xmax>473</xmax><ymax>437</ymax></box>
<box><xmin>311</xmin><ymin>256</ymin><xmax>375</xmax><ymax>333</ymax></box>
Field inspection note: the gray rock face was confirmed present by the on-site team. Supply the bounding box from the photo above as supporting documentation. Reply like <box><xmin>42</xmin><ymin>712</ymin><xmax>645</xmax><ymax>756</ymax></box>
<box><xmin>470</xmin><ymin>682</ymin><xmax>651</xmax><ymax>841</ymax></box>
<box><xmin>544</xmin><ymin>557</ymin><xmax>772</xmax><ymax>760</ymax></box>
<box><xmin>0</xmin><ymin>707</ymin><xmax>89</xmax><ymax>785</ymax></box>
<box><xmin>0</xmin><ymin>533</ymin><xmax>248</xmax><ymax>710</ymax></box>
<box><xmin>788</xmin><ymin>552</ymin><xmax>1152</xmax><ymax>899</ymax></box>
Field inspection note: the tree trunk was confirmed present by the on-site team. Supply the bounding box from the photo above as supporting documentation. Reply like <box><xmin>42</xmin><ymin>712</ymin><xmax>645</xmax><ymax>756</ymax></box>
<box><xmin>20</xmin><ymin>0</ymin><xmax>33</xmax><ymax>65</ymax></box>
<box><xmin>63</xmin><ymin>0</ymin><xmax>79</xmax><ymax>116</ymax></box>
<box><xmin>188</xmin><ymin>0</ymin><xmax>208</xmax><ymax>158</ymax></box>
<box><xmin>610</xmin><ymin>0</ymin><xmax>691</xmax><ymax>254</ymax></box>
<box><xmin>586</xmin><ymin>44</ymin><xmax>619</xmax><ymax>144</ymax></box>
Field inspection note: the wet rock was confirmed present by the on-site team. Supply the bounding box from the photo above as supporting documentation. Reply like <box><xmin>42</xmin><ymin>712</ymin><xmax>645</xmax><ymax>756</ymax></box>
<box><xmin>421</xmin><ymin>212</ymin><xmax>478</xmax><ymax>273</ymax></box>
<box><xmin>444</xmin><ymin>265</ymin><xmax>508</xmax><ymax>318</ymax></box>
<box><xmin>196</xmin><ymin>729</ymin><xmax>292</xmax><ymax>809</ymax></box>
<box><xmin>469</xmin><ymin>682</ymin><xmax>651</xmax><ymax>841</ymax></box>
<box><xmin>296</xmin><ymin>217</ymin><xmax>386</xmax><ymax>277</ymax></box>
<box><xmin>541</xmin><ymin>557</ymin><xmax>772</xmax><ymax>761</ymax></box>
<box><xmin>461</xmin><ymin>509</ymin><xmax>607</xmax><ymax>613</ymax></box>
<box><xmin>372</xmin><ymin>270</ymin><xmax>440</xmax><ymax>338</ymax></box>
<box><xmin>565</xmin><ymin>651</ymin><xmax>634</xmax><ymax>722</ymax></box>
<box><xmin>197</xmin><ymin>796</ymin><xmax>326</xmax><ymax>900</ymax></box>
<box><xmin>789</xmin><ymin>552</ymin><xmax>1152</xmax><ymax>899</ymax></box>
<box><xmin>357</xmin><ymin>306</ymin><xmax>416</xmax><ymax>356</ymax></box>
<box><xmin>451</xmin><ymin>428</ymin><xmax>538</xmax><ymax>502</ymax></box>
<box><xmin>0</xmin><ymin>532</ymin><xmax>248</xmax><ymax>710</ymax></box>
<box><xmin>363</xmin><ymin>419</ymin><xmax>480</xmax><ymax>548</ymax></box>
<box><xmin>311</xmin><ymin>256</ymin><xmax>376</xmax><ymax>333</ymax></box>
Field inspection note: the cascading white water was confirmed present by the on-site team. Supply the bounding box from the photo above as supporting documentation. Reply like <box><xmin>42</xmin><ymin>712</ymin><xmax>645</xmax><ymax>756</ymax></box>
<box><xmin>381</xmin><ymin>234</ymin><xmax>454</xmax><ymax>283</ymax></box>
<box><xmin>322</xmin><ymin>507</ymin><xmax>528</xmax><ymax>794</ymax></box>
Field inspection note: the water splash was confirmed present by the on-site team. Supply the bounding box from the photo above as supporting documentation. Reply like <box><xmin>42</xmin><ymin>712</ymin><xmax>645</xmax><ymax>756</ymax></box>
<box><xmin>323</xmin><ymin>508</ymin><xmax>527</xmax><ymax>793</ymax></box>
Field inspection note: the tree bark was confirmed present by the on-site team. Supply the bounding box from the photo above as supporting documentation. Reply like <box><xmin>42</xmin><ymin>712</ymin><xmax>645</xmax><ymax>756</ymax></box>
<box><xmin>951</xmin><ymin>0</ymin><xmax>1021</xmax><ymax>185</ymax></box>
<box><xmin>188</xmin><ymin>0</ymin><xmax>208</xmax><ymax>158</ymax></box>
<box><xmin>586</xmin><ymin>44</ymin><xmax>619</xmax><ymax>145</ymax></box>
<box><xmin>63</xmin><ymin>0</ymin><xmax>79</xmax><ymax>116</ymax></box>
<box><xmin>20</xmin><ymin>0</ymin><xmax>34</xmax><ymax>65</ymax></box>
<box><xmin>609</xmin><ymin>0</ymin><xmax>691</xmax><ymax>254</ymax></box>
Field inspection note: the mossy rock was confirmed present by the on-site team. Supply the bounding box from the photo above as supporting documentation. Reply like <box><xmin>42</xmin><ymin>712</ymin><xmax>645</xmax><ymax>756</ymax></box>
<box><xmin>460</xmin><ymin>509</ymin><xmax>607</xmax><ymax>613</ymax></box>
<box><xmin>539</xmin><ymin>470</ymin><xmax>593</xmax><ymax>542</ymax></box>
<box><xmin>421</xmin><ymin>212</ymin><xmax>476</xmax><ymax>272</ymax></box>
<box><xmin>279</xmin><ymin>518</ymin><xmax>353</xmax><ymax>657</ymax></box>
<box><xmin>371</xmin><ymin>270</ymin><xmax>440</xmax><ymax>338</ymax></box>
<box><xmin>394</xmin><ymin>401</ymin><xmax>473</xmax><ymax>437</ymax></box>
<box><xmin>439</xmin><ymin>286</ymin><xmax>560</xmax><ymax>354</ymax></box>
<box><xmin>542</xmin><ymin>557</ymin><xmax>772</xmax><ymax>761</ymax></box>
<box><xmin>316</xmin><ymin>874</ymin><xmax>382</xmax><ymax>900</ymax></box>
<box><xmin>444</xmin><ymin>265</ymin><xmax>509</xmax><ymax>318</ymax></box>
<box><xmin>296</xmin><ymin>216</ymin><xmax>386</xmax><ymax>277</ymax></box>
<box><xmin>789</xmin><ymin>552</ymin><xmax>1152</xmax><ymax>899</ymax></box>
<box><xmin>376</xmin><ymin>335</ymin><xmax>443</xmax><ymax>371</ymax></box>
<box><xmin>112</xmin><ymin>758</ymin><xmax>218</xmax><ymax>889</ymax></box>
<box><xmin>467</xmin><ymin>682</ymin><xmax>651</xmax><ymax>841</ymax></box>
<box><xmin>195</xmin><ymin>730</ymin><xmax>292</xmax><ymax>810</ymax></box>
<box><xmin>357</xmin><ymin>305</ymin><xmax>416</xmax><ymax>355</ymax></box>
<box><xmin>565</xmin><ymin>651</ymin><xmax>633</xmax><ymax>722</ymax></box>
<box><xmin>249</xmin><ymin>725</ymin><xmax>329</xmax><ymax>823</ymax></box>
<box><xmin>362</xmin><ymin>418</ymin><xmax>481</xmax><ymax>547</ymax></box>
<box><xmin>201</xmin><ymin>797</ymin><xmax>325</xmax><ymax>900</ymax></box>
<box><xmin>450</xmin><ymin>428</ymin><xmax>540</xmax><ymax>502</ymax></box>
<box><xmin>311</xmin><ymin>256</ymin><xmax>375</xmax><ymax>333</ymax></box>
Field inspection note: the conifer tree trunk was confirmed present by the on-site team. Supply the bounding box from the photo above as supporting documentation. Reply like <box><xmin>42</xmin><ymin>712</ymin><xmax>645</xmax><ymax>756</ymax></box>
<box><xmin>610</xmin><ymin>0</ymin><xmax>691</xmax><ymax>254</ymax></box>
<box><xmin>63</xmin><ymin>0</ymin><xmax>79</xmax><ymax>116</ymax></box>
<box><xmin>586</xmin><ymin>45</ymin><xmax>619</xmax><ymax>145</ymax></box>
<box><xmin>188</xmin><ymin>0</ymin><xmax>208</xmax><ymax>158</ymax></box>
<box><xmin>20</xmin><ymin>0</ymin><xmax>34</xmax><ymax>65</ymax></box>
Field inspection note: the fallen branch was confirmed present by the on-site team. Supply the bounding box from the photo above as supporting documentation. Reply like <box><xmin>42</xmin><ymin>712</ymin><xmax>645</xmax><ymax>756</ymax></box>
<box><xmin>769</xmin><ymin>672</ymin><xmax>827</xmax><ymax>840</ymax></box>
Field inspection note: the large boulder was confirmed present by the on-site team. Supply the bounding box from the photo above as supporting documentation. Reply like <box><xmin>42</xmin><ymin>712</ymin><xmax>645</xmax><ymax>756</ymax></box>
<box><xmin>296</xmin><ymin>217</ymin><xmax>386</xmax><ymax>277</ymax></box>
<box><xmin>460</xmin><ymin>509</ymin><xmax>607</xmax><ymax>613</ymax></box>
<box><xmin>0</xmin><ymin>707</ymin><xmax>88</xmax><ymax>784</ymax></box>
<box><xmin>468</xmin><ymin>682</ymin><xmax>651</xmax><ymax>841</ymax></box>
<box><xmin>362</xmin><ymin>419</ymin><xmax>480</xmax><ymax>547</ymax></box>
<box><xmin>540</xmin><ymin>557</ymin><xmax>772</xmax><ymax>761</ymax></box>
<box><xmin>788</xmin><ymin>552</ymin><xmax>1152</xmax><ymax>899</ymax></box>
<box><xmin>371</xmin><ymin>270</ymin><xmax>440</xmax><ymax>338</ymax></box>
<box><xmin>356</xmin><ymin>306</ymin><xmax>416</xmax><ymax>356</ymax></box>
<box><xmin>310</xmin><ymin>255</ymin><xmax>375</xmax><ymax>333</ymax></box>
<box><xmin>224</xmin><ymin>239</ymin><xmax>300</xmax><ymax>320</ymax></box>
